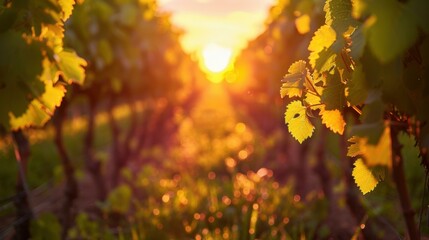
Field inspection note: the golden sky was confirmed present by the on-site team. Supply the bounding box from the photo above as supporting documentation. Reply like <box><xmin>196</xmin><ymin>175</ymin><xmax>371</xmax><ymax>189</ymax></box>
<box><xmin>159</xmin><ymin>0</ymin><xmax>275</xmax><ymax>54</ymax></box>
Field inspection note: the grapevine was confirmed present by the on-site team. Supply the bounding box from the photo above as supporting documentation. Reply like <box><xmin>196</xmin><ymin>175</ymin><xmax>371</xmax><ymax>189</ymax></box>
<box><xmin>280</xmin><ymin>0</ymin><xmax>429</xmax><ymax>238</ymax></box>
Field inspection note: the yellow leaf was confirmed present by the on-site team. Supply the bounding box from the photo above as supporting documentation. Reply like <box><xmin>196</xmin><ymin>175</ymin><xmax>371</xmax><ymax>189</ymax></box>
<box><xmin>57</xmin><ymin>49</ymin><xmax>87</xmax><ymax>85</ymax></box>
<box><xmin>304</xmin><ymin>92</ymin><xmax>321</xmax><ymax>107</ymax></box>
<box><xmin>281</xmin><ymin>60</ymin><xmax>307</xmax><ymax>98</ymax></box>
<box><xmin>10</xmin><ymin>84</ymin><xmax>66</xmax><ymax>129</ymax></box>
<box><xmin>347</xmin><ymin>136</ymin><xmax>362</xmax><ymax>157</ymax></box>
<box><xmin>288</xmin><ymin>60</ymin><xmax>307</xmax><ymax>73</ymax></box>
<box><xmin>308</xmin><ymin>25</ymin><xmax>336</xmax><ymax>68</ymax></box>
<box><xmin>295</xmin><ymin>14</ymin><xmax>311</xmax><ymax>34</ymax></box>
<box><xmin>363</xmin><ymin>127</ymin><xmax>391</xmax><ymax>167</ymax></box>
<box><xmin>285</xmin><ymin>101</ymin><xmax>314</xmax><ymax>143</ymax></box>
<box><xmin>352</xmin><ymin>158</ymin><xmax>379</xmax><ymax>194</ymax></box>
<box><xmin>59</xmin><ymin>0</ymin><xmax>76</xmax><ymax>21</ymax></box>
<box><xmin>321</xmin><ymin>109</ymin><xmax>346</xmax><ymax>134</ymax></box>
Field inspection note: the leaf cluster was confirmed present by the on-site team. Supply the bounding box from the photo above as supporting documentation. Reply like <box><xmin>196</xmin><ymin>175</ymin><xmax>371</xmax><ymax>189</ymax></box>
<box><xmin>280</xmin><ymin>0</ymin><xmax>429</xmax><ymax>194</ymax></box>
<box><xmin>0</xmin><ymin>0</ymin><xmax>86</xmax><ymax>131</ymax></box>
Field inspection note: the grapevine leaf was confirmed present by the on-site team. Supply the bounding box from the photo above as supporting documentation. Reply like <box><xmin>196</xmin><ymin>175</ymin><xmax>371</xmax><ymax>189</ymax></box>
<box><xmin>361</xmin><ymin>95</ymin><xmax>384</xmax><ymax>123</ymax></box>
<box><xmin>0</xmin><ymin>31</ymin><xmax>44</xmax><ymax>86</ymax></box>
<box><xmin>347</xmin><ymin>136</ymin><xmax>362</xmax><ymax>157</ymax></box>
<box><xmin>57</xmin><ymin>49</ymin><xmax>87</xmax><ymax>85</ymax></box>
<box><xmin>10</xmin><ymin>84</ymin><xmax>66</xmax><ymax>130</ymax></box>
<box><xmin>30</xmin><ymin>0</ymin><xmax>62</xmax><ymax>36</ymax></box>
<box><xmin>408</xmin><ymin>0</ymin><xmax>429</xmax><ymax>34</ymax></box>
<box><xmin>362</xmin><ymin>126</ymin><xmax>392</xmax><ymax>167</ymax></box>
<box><xmin>312</xmin><ymin>49</ymin><xmax>337</xmax><ymax>74</ymax></box>
<box><xmin>0</xmin><ymin>82</ymin><xmax>31</xmax><ymax>129</ymax></box>
<box><xmin>321</xmin><ymin>109</ymin><xmax>345</xmax><ymax>134</ymax></box>
<box><xmin>280</xmin><ymin>60</ymin><xmax>307</xmax><ymax>98</ymax></box>
<box><xmin>346</xmin><ymin>64</ymin><xmax>367</xmax><ymax>105</ymax></box>
<box><xmin>380</xmin><ymin>58</ymin><xmax>416</xmax><ymax>115</ymax></box>
<box><xmin>398</xmin><ymin>131</ymin><xmax>421</xmax><ymax>164</ymax></box>
<box><xmin>364</xmin><ymin>0</ymin><xmax>418</xmax><ymax>63</ymax></box>
<box><xmin>0</xmin><ymin>7</ymin><xmax>18</xmax><ymax>33</ymax></box>
<box><xmin>285</xmin><ymin>101</ymin><xmax>314</xmax><ymax>143</ymax></box>
<box><xmin>348</xmin><ymin>27</ymin><xmax>366</xmax><ymax>61</ymax></box>
<box><xmin>348</xmin><ymin>127</ymin><xmax>392</xmax><ymax>167</ymax></box>
<box><xmin>352</xmin><ymin>158</ymin><xmax>379</xmax><ymax>195</ymax></box>
<box><xmin>351</xmin><ymin>122</ymin><xmax>384</xmax><ymax>145</ymax></box>
<box><xmin>308</xmin><ymin>25</ymin><xmax>336</xmax><ymax>69</ymax></box>
<box><xmin>58</xmin><ymin>0</ymin><xmax>76</xmax><ymax>21</ymax></box>
<box><xmin>321</xmin><ymin>70</ymin><xmax>345</xmax><ymax>110</ymax></box>
<box><xmin>324</xmin><ymin>0</ymin><xmax>358</xmax><ymax>34</ymax></box>
<box><xmin>305</xmin><ymin>92</ymin><xmax>321</xmax><ymax>109</ymax></box>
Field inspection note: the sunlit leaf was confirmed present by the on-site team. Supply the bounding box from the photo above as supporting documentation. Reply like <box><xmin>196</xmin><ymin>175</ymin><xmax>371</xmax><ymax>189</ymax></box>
<box><xmin>348</xmin><ymin>126</ymin><xmax>392</xmax><ymax>168</ymax></box>
<box><xmin>324</xmin><ymin>0</ymin><xmax>358</xmax><ymax>33</ymax></box>
<box><xmin>284</xmin><ymin>100</ymin><xmax>314</xmax><ymax>143</ymax></box>
<box><xmin>347</xmin><ymin>136</ymin><xmax>362</xmax><ymax>157</ymax></box>
<box><xmin>59</xmin><ymin>0</ymin><xmax>76</xmax><ymax>21</ymax></box>
<box><xmin>321</xmin><ymin>109</ymin><xmax>345</xmax><ymax>134</ymax></box>
<box><xmin>10</xmin><ymin>84</ymin><xmax>66</xmax><ymax>130</ymax></box>
<box><xmin>57</xmin><ymin>49</ymin><xmax>87</xmax><ymax>85</ymax></box>
<box><xmin>308</xmin><ymin>25</ymin><xmax>336</xmax><ymax>68</ymax></box>
<box><xmin>280</xmin><ymin>60</ymin><xmax>307</xmax><ymax>98</ymax></box>
<box><xmin>352</xmin><ymin>158</ymin><xmax>379</xmax><ymax>194</ymax></box>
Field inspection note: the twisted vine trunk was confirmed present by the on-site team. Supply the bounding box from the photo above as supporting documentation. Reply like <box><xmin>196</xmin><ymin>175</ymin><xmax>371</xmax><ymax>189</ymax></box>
<box><xmin>12</xmin><ymin>130</ymin><xmax>33</xmax><ymax>240</ymax></box>
<box><xmin>390</xmin><ymin>125</ymin><xmax>420</xmax><ymax>240</ymax></box>
<box><xmin>53</xmin><ymin>100</ymin><xmax>78</xmax><ymax>239</ymax></box>
<box><xmin>84</xmin><ymin>96</ymin><xmax>107</xmax><ymax>201</ymax></box>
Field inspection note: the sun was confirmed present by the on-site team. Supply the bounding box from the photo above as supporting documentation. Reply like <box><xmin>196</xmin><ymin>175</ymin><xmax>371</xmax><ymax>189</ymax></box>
<box><xmin>202</xmin><ymin>44</ymin><xmax>232</xmax><ymax>73</ymax></box>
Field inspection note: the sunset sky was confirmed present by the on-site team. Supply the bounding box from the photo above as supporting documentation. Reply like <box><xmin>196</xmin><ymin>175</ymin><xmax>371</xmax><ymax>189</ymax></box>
<box><xmin>159</xmin><ymin>0</ymin><xmax>275</xmax><ymax>54</ymax></box>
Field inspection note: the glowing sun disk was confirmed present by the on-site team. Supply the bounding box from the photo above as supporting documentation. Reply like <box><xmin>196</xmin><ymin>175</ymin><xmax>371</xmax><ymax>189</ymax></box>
<box><xmin>202</xmin><ymin>44</ymin><xmax>232</xmax><ymax>73</ymax></box>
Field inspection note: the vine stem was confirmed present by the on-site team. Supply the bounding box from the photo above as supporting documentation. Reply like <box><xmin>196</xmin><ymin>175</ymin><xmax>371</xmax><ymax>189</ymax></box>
<box><xmin>390</xmin><ymin>125</ymin><xmax>420</xmax><ymax>240</ymax></box>
<box><xmin>12</xmin><ymin>130</ymin><xmax>33</xmax><ymax>240</ymax></box>
<box><xmin>54</xmin><ymin>100</ymin><xmax>78</xmax><ymax>240</ymax></box>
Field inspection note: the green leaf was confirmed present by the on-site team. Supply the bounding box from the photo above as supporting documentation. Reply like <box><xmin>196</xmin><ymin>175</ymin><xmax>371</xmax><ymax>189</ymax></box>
<box><xmin>10</xmin><ymin>84</ymin><xmax>65</xmax><ymax>130</ymax></box>
<box><xmin>57</xmin><ymin>49</ymin><xmax>87</xmax><ymax>85</ymax></box>
<box><xmin>348</xmin><ymin>27</ymin><xmax>366</xmax><ymax>61</ymax></box>
<box><xmin>398</xmin><ymin>131</ymin><xmax>421</xmax><ymax>164</ymax></box>
<box><xmin>351</xmin><ymin>122</ymin><xmax>385</xmax><ymax>145</ymax></box>
<box><xmin>346</xmin><ymin>64</ymin><xmax>367</xmax><ymax>105</ymax></box>
<box><xmin>360</xmin><ymin>97</ymin><xmax>384</xmax><ymax>123</ymax></box>
<box><xmin>0</xmin><ymin>82</ymin><xmax>31</xmax><ymax>129</ymax></box>
<box><xmin>364</xmin><ymin>0</ymin><xmax>418</xmax><ymax>63</ymax></box>
<box><xmin>408</xmin><ymin>0</ymin><xmax>429</xmax><ymax>34</ymax></box>
<box><xmin>321</xmin><ymin>69</ymin><xmax>345</xmax><ymax>110</ymax></box>
<box><xmin>352</xmin><ymin>158</ymin><xmax>379</xmax><ymax>194</ymax></box>
<box><xmin>324</xmin><ymin>0</ymin><xmax>358</xmax><ymax>33</ymax></box>
<box><xmin>284</xmin><ymin>100</ymin><xmax>314</xmax><ymax>143</ymax></box>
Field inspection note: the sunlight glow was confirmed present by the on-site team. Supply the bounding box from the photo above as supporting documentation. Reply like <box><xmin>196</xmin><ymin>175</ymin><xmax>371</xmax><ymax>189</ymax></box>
<box><xmin>202</xmin><ymin>44</ymin><xmax>232</xmax><ymax>73</ymax></box>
